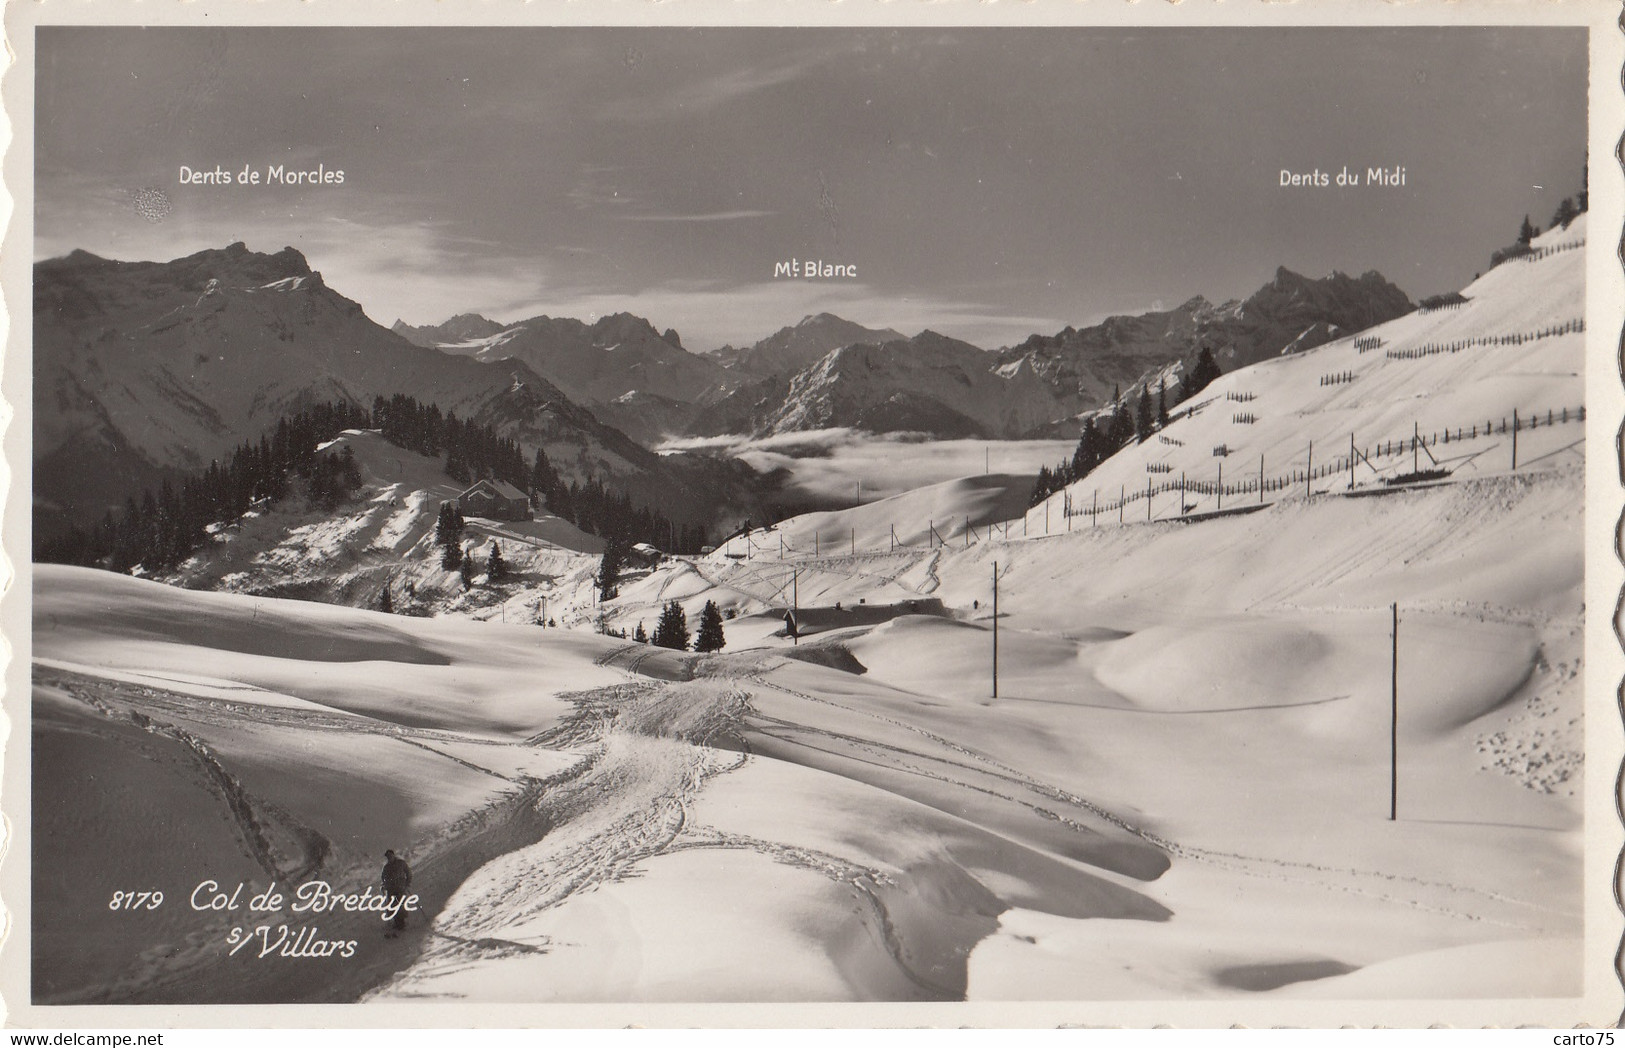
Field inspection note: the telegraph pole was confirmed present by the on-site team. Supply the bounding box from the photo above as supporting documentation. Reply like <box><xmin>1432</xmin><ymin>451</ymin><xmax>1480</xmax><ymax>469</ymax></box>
<box><xmin>1390</xmin><ymin>602</ymin><xmax>1398</xmax><ymax>821</ymax></box>
<box><xmin>991</xmin><ymin>561</ymin><xmax>999</xmax><ymax>698</ymax></box>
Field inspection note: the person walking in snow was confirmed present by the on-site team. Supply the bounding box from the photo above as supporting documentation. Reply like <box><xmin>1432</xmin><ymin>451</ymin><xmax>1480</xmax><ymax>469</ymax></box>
<box><xmin>382</xmin><ymin>849</ymin><xmax>413</xmax><ymax>936</ymax></box>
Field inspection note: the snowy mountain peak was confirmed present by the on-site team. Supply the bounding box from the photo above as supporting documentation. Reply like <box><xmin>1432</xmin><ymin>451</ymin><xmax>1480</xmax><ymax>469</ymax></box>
<box><xmin>709</xmin><ymin>313</ymin><xmax>907</xmax><ymax>379</ymax></box>
<box><xmin>392</xmin><ymin>313</ymin><xmax>506</xmax><ymax>347</ymax></box>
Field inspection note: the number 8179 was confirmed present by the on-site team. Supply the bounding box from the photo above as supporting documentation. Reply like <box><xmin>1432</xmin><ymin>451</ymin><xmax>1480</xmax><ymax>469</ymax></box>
<box><xmin>108</xmin><ymin>890</ymin><xmax>164</xmax><ymax>911</ymax></box>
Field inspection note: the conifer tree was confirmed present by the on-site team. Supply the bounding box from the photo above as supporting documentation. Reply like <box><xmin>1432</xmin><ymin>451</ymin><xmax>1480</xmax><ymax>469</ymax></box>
<box><xmin>1184</xmin><ymin>346</ymin><xmax>1223</xmax><ymax>401</ymax></box>
<box><xmin>1108</xmin><ymin>394</ymin><xmax>1134</xmax><ymax>450</ymax></box>
<box><xmin>1518</xmin><ymin>214</ymin><xmax>1538</xmax><ymax>245</ymax></box>
<box><xmin>1071</xmin><ymin>418</ymin><xmax>1101</xmax><ymax>479</ymax></box>
<box><xmin>634</xmin><ymin>621</ymin><xmax>648</xmax><ymax>643</ymax></box>
<box><xmin>378</xmin><ymin>582</ymin><xmax>394</xmax><ymax>614</ymax></box>
<box><xmin>1552</xmin><ymin>197</ymin><xmax>1579</xmax><ymax>230</ymax></box>
<box><xmin>445</xmin><ymin>446</ymin><xmax>470</xmax><ymax>484</ymax></box>
<box><xmin>597</xmin><ymin>535</ymin><xmax>625</xmax><ymax>601</ymax></box>
<box><xmin>487</xmin><ymin>541</ymin><xmax>506</xmax><ymax>582</ymax></box>
<box><xmin>694</xmin><ymin>600</ymin><xmax>726</xmax><ymax>653</ymax></box>
<box><xmin>1157</xmin><ymin>379</ymin><xmax>1169</xmax><ymax>431</ymax></box>
<box><xmin>437</xmin><ymin>502</ymin><xmax>465</xmax><ymax>570</ymax></box>
<box><xmin>652</xmin><ymin>600</ymin><xmax>690</xmax><ymax>650</ymax></box>
<box><xmin>1135</xmin><ymin>387</ymin><xmax>1153</xmax><ymax>443</ymax></box>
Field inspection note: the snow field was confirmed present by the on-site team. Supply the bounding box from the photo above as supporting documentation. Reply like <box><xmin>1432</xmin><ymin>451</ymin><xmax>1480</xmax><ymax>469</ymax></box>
<box><xmin>29</xmin><ymin>213</ymin><xmax>1596</xmax><ymax>1009</ymax></box>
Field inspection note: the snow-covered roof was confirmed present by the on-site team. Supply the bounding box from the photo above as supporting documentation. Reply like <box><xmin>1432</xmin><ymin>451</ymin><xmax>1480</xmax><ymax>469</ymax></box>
<box><xmin>459</xmin><ymin>478</ymin><xmax>529</xmax><ymax>501</ymax></box>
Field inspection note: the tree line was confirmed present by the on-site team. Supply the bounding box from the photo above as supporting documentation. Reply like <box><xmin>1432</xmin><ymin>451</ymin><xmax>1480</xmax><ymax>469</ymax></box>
<box><xmin>1031</xmin><ymin>347</ymin><xmax>1222</xmax><ymax>506</ymax></box>
<box><xmin>372</xmin><ymin>394</ymin><xmax>529</xmax><ymax>489</ymax></box>
<box><xmin>41</xmin><ymin>390</ymin><xmax>713</xmax><ymax>574</ymax></box>
<box><xmin>40</xmin><ymin>401</ymin><xmax>371</xmax><ymax>571</ymax></box>
<box><xmin>1491</xmin><ymin>179</ymin><xmax>1587</xmax><ymax>269</ymax></box>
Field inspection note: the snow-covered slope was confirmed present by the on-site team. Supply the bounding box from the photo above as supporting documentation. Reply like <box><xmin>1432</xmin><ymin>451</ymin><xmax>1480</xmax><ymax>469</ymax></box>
<box><xmin>1029</xmin><ymin>216</ymin><xmax>1585</xmax><ymax>528</ymax></box>
<box><xmin>33</xmin><ymin>435</ymin><xmax>1589</xmax><ymax>1009</ymax></box>
<box><xmin>163</xmin><ymin>428</ymin><xmax>603</xmax><ymax>611</ymax></box>
<box><xmin>32</xmin><ymin>562</ymin><xmax>642</xmax><ymax>1003</ymax></box>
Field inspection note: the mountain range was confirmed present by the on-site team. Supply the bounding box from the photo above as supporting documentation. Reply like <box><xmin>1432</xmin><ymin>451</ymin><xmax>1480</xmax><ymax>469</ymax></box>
<box><xmin>992</xmin><ymin>268</ymin><xmax>1415</xmax><ymax>426</ymax></box>
<box><xmin>32</xmin><ymin>244</ymin><xmax>763</xmax><ymax>544</ymax></box>
<box><xmin>33</xmin><ymin>241</ymin><xmax>1415</xmax><ymax>546</ymax></box>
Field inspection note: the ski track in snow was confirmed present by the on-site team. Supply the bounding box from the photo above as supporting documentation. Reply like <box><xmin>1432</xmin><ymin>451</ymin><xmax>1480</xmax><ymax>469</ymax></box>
<box><xmin>377</xmin><ymin>676</ymin><xmax>765</xmax><ymax>996</ymax></box>
<box><xmin>386</xmin><ymin>643</ymin><xmax>987</xmax><ymax>999</ymax></box>
<box><xmin>739</xmin><ymin>669</ymin><xmax>1567</xmax><ymax>930</ymax></box>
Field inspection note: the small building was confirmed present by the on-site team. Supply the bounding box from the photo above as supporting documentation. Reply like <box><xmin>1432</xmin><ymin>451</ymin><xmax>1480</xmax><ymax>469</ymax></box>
<box><xmin>628</xmin><ymin>542</ymin><xmax>664</xmax><ymax>568</ymax></box>
<box><xmin>456</xmin><ymin>479</ymin><xmax>531</xmax><ymax>521</ymax></box>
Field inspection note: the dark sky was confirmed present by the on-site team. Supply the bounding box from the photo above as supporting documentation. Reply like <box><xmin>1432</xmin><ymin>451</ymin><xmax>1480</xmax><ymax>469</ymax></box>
<box><xmin>35</xmin><ymin>27</ymin><xmax>1588</xmax><ymax>350</ymax></box>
